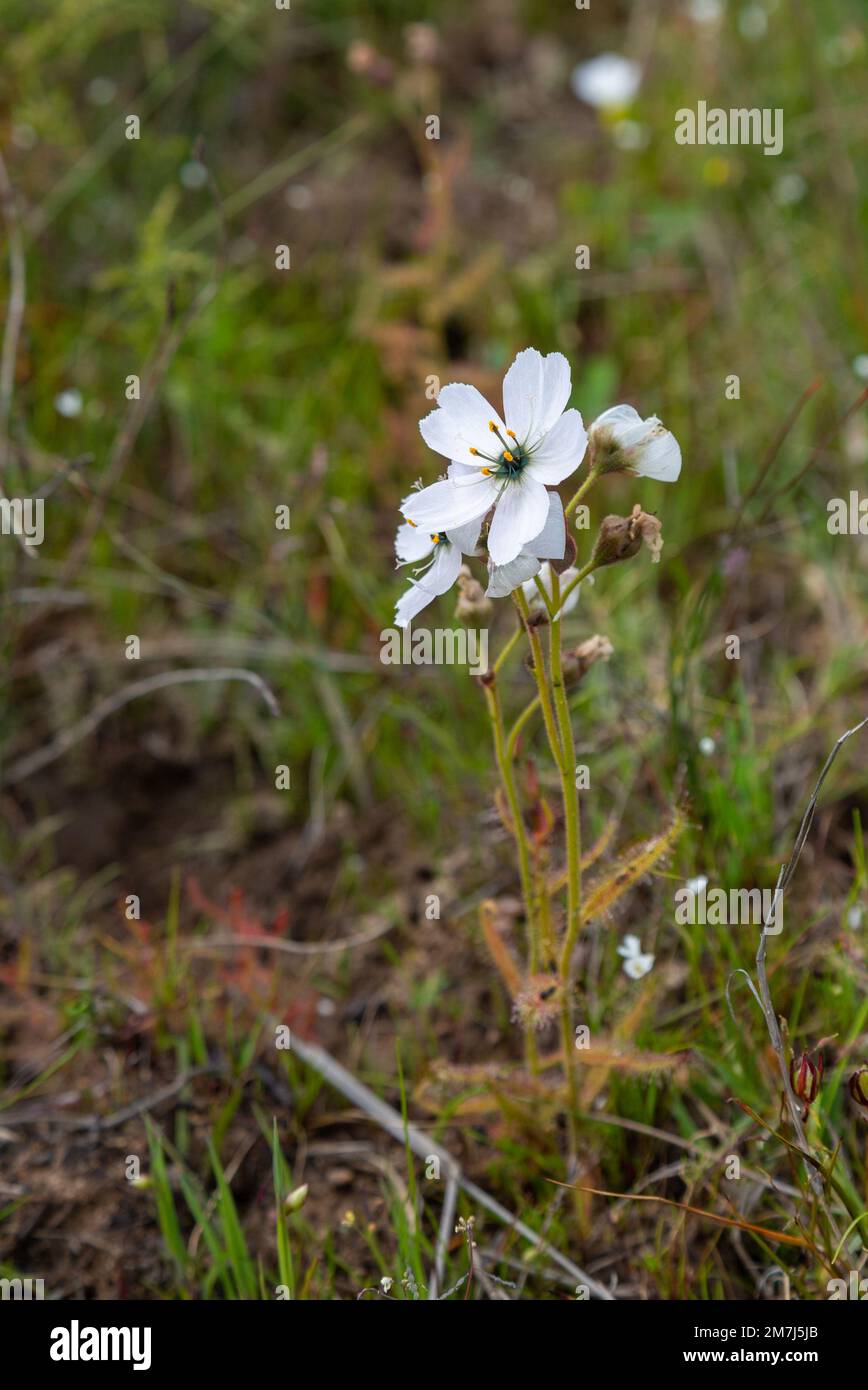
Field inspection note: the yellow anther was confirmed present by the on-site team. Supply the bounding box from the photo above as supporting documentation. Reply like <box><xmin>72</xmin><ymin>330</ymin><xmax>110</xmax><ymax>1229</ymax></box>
<box><xmin>481</xmin><ymin>467</ymin><xmax>492</xmax><ymax>475</ymax></box>
<box><xmin>469</xmin><ymin>446</ymin><xmax>479</xmax><ymax>455</ymax></box>
<box><xmin>507</xmin><ymin>429</ymin><xmax>517</xmax><ymax>439</ymax></box>
<box><xmin>488</xmin><ymin>421</ymin><xmax>497</xmax><ymax>432</ymax></box>
<box><xmin>430</xmin><ymin>533</ymin><xmax>440</xmax><ymax>543</ymax></box>
<box><xmin>502</xmin><ymin>450</ymin><xmax>514</xmax><ymax>463</ymax></box>
<box><xmin>407</xmin><ymin>518</ymin><xmax>417</xmax><ymax>527</ymax></box>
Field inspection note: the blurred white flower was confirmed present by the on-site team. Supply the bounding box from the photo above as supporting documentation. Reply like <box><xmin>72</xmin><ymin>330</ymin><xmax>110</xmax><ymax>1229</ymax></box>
<box><xmin>852</xmin><ymin>355</ymin><xmax>868</xmax><ymax>381</ymax></box>
<box><xmin>521</xmin><ymin>562</ymin><xmax>582</xmax><ymax>619</ymax></box>
<box><xmin>738</xmin><ymin>4</ymin><xmax>767</xmax><ymax>39</ymax></box>
<box><xmin>589</xmin><ymin>404</ymin><xmax>682</xmax><ymax>482</ymax></box>
<box><xmin>847</xmin><ymin>904</ymin><xmax>863</xmax><ymax>930</ymax></box>
<box><xmin>571</xmin><ymin>53</ymin><xmax>641</xmax><ymax>110</ymax></box>
<box><xmin>773</xmin><ymin>173</ymin><xmax>806</xmax><ymax>206</ymax></box>
<box><xmin>394</xmin><ymin>516</ymin><xmax>480</xmax><ymax>627</ymax></box>
<box><xmin>54</xmin><ymin>389</ymin><xmax>84</xmax><ymax>418</ymax></box>
<box><xmin>684</xmin><ymin>0</ymin><xmax>724</xmax><ymax>23</ymax></box>
<box><xmin>403</xmin><ymin>348</ymin><xmax>587</xmax><ymax>567</ymax></box>
<box><xmin>698</xmin><ymin>736</ymin><xmax>716</xmax><ymax>755</ymax></box>
<box><xmin>617</xmin><ymin>934</ymin><xmax>655</xmax><ymax>980</ymax></box>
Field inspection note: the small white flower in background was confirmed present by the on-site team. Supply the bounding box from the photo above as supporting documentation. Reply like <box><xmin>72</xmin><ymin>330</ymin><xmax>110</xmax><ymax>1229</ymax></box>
<box><xmin>485</xmin><ymin>489</ymin><xmax>566</xmax><ymax>598</ymax></box>
<box><xmin>773</xmin><ymin>173</ymin><xmax>806</xmax><ymax>206</ymax></box>
<box><xmin>393</xmin><ymin>516</ymin><xmax>480</xmax><ymax>627</ymax></box>
<box><xmin>589</xmin><ymin>404</ymin><xmax>682</xmax><ymax>482</ymax></box>
<box><xmin>852</xmin><ymin>355</ymin><xmax>868</xmax><ymax>381</ymax></box>
<box><xmin>686</xmin><ymin>875</ymin><xmax>709</xmax><ymax>896</ymax></box>
<box><xmin>54</xmin><ymin>388</ymin><xmax>84</xmax><ymax>418</ymax></box>
<box><xmin>521</xmin><ymin>562</ymin><xmax>582</xmax><ymax>619</ymax></box>
<box><xmin>684</xmin><ymin>0</ymin><xmax>724</xmax><ymax>24</ymax></box>
<box><xmin>402</xmin><ymin>348</ymin><xmax>587</xmax><ymax>567</ymax></box>
<box><xmin>617</xmin><ymin>934</ymin><xmax>655</xmax><ymax>980</ymax></box>
<box><xmin>570</xmin><ymin>53</ymin><xmax>641</xmax><ymax>111</ymax></box>
<box><xmin>738</xmin><ymin>4</ymin><xmax>767</xmax><ymax>40</ymax></box>
<box><xmin>847</xmin><ymin>904</ymin><xmax>863</xmax><ymax>930</ymax></box>
<box><xmin>380</xmin><ymin>1276</ymin><xmax>393</xmax><ymax>1293</ymax></box>
<box><xmin>698</xmin><ymin>735</ymin><xmax>716</xmax><ymax>756</ymax></box>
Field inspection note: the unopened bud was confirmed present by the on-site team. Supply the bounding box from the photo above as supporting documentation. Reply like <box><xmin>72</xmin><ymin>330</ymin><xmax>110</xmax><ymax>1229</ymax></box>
<box><xmin>848</xmin><ymin>1067</ymin><xmax>868</xmax><ymax>1112</ymax></box>
<box><xmin>562</xmin><ymin>634</ymin><xmax>614</xmax><ymax>685</ymax></box>
<box><xmin>455</xmin><ymin>565</ymin><xmax>493</xmax><ymax>622</ymax></box>
<box><xmin>591</xmin><ymin>504</ymin><xmax>663</xmax><ymax>568</ymax></box>
<box><xmin>284</xmin><ymin>1183</ymin><xmax>309</xmax><ymax>1212</ymax></box>
<box><xmin>789</xmin><ymin>1051</ymin><xmax>823</xmax><ymax>1116</ymax></box>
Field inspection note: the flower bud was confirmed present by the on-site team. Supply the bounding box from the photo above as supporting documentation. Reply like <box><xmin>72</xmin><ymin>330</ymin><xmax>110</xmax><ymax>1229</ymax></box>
<box><xmin>789</xmin><ymin>1051</ymin><xmax>823</xmax><ymax>1113</ymax></box>
<box><xmin>591</xmin><ymin>503</ymin><xmax>663</xmax><ymax>568</ymax></box>
<box><xmin>848</xmin><ymin>1067</ymin><xmax>868</xmax><ymax>1112</ymax></box>
<box><xmin>589</xmin><ymin>404</ymin><xmax>681</xmax><ymax>481</ymax></box>
<box><xmin>562</xmin><ymin>634</ymin><xmax>614</xmax><ymax>686</ymax></box>
<box><xmin>284</xmin><ymin>1183</ymin><xmax>309</xmax><ymax>1212</ymax></box>
<box><xmin>454</xmin><ymin>565</ymin><xmax>492</xmax><ymax>622</ymax></box>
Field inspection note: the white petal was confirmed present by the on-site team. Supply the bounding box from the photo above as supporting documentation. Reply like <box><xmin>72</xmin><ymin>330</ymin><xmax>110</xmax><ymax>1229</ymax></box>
<box><xmin>486</xmin><ymin>551</ymin><xmax>542</xmax><ymax>599</ymax></box>
<box><xmin>617</xmin><ymin>934</ymin><xmax>642</xmax><ymax>958</ymax></box>
<box><xmin>538</xmin><ymin>352</ymin><xmax>572</xmax><ymax>439</ymax></box>
<box><xmin>633</xmin><ymin>423</ymin><xmax>682</xmax><ymax>481</ymax></box>
<box><xmin>591</xmin><ymin>403</ymin><xmax>643</xmax><ymax>439</ymax></box>
<box><xmin>527</xmin><ymin>490</ymin><xmax>566</xmax><ymax>560</ymax></box>
<box><xmin>446</xmin><ymin>516</ymin><xmax>482</xmax><ymax>554</ymax></box>
<box><xmin>395</xmin><ymin>582</ymin><xmax>436</xmax><ymax>628</ymax></box>
<box><xmin>571</xmin><ymin>53</ymin><xmax>641</xmax><ymax>110</ymax></box>
<box><xmin>487</xmin><ymin>477</ymin><xmax>551</xmax><ymax>566</ymax></box>
<box><xmin>502</xmin><ymin>348</ymin><xmax>544</xmax><ymax>447</ymax></box>
<box><xmin>624</xmin><ymin>954</ymin><xmax>654</xmax><ymax>980</ymax></box>
<box><xmin>419</xmin><ymin>383</ymin><xmax>503</xmax><ymax>466</ymax></box>
<box><xmin>395</xmin><ymin>521</ymin><xmax>436</xmax><ymax>564</ymax></box>
<box><xmin>393</xmin><ymin>543</ymin><xmax>462</xmax><ymax>628</ymax></box>
<box><xmin>525</xmin><ymin>409</ymin><xmax>587</xmax><ymax>484</ymax></box>
<box><xmin>419</xmin><ymin>539</ymin><xmax>463</xmax><ymax>597</ymax></box>
<box><xmin>401</xmin><ymin>475</ymin><xmax>498</xmax><ymax>531</ymax></box>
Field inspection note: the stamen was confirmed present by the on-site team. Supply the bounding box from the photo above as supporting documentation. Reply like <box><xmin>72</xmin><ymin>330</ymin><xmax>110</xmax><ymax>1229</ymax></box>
<box><xmin>407</xmin><ymin>519</ymin><xmax>417</xmax><ymax>527</ymax></box>
<box><xmin>430</xmin><ymin>533</ymin><xmax>440</xmax><ymax>543</ymax></box>
<box><xmin>469</xmin><ymin>446</ymin><xmax>479</xmax><ymax>455</ymax></box>
<box><xmin>506</xmin><ymin>429</ymin><xmax>517</xmax><ymax>440</ymax></box>
<box><xmin>502</xmin><ymin>450</ymin><xmax>514</xmax><ymax>463</ymax></box>
<box><xmin>481</xmin><ymin>467</ymin><xmax>493</xmax><ymax>475</ymax></box>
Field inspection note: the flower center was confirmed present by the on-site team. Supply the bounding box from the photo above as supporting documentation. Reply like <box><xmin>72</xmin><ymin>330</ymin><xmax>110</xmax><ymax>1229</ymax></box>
<box><xmin>469</xmin><ymin>421</ymin><xmax>529</xmax><ymax>479</ymax></box>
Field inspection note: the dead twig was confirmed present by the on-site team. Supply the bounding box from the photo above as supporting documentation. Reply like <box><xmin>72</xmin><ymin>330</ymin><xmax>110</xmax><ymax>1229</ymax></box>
<box><xmin>3</xmin><ymin>667</ymin><xmax>280</xmax><ymax>785</ymax></box>
<box><xmin>751</xmin><ymin>715</ymin><xmax>868</xmax><ymax>1196</ymax></box>
<box><xmin>286</xmin><ymin>1031</ymin><xmax>615</xmax><ymax>1300</ymax></box>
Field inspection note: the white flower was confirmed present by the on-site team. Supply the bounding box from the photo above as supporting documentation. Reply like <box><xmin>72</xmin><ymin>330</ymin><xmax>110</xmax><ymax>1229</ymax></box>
<box><xmin>485</xmin><ymin>489</ymin><xmax>566</xmax><ymax>598</ymax></box>
<box><xmin>54</xmin><ymin>388</ymin><xmax>83</xmax><ymax>418</ymax></box>
<box><xmin>589</xmin><ymin>404</ymin><xmax>681</xmax><ymax>482</ymax></box>
<box><xmin>617</xmin><ymin>934</ymin><xmax>655</xmax><ymax>980</ymax></box>
<box><xmin>402</xmin><ymin>348</ymin><xmax>587</xmax><ymax>568</ymax></box>
<box><xmin>393</xmin><ymin>516</ymin><xmax>480</xmax><ymax>627</ymax></box>
<box><xmin>570</xmin><ymin>54</ymin><xmax>641</xmax><ymax>110</ymax></box>
<box><xmin>698</xmin><ymin>735</ymin><xmax>716</xmax><ymax>756</ymax></box>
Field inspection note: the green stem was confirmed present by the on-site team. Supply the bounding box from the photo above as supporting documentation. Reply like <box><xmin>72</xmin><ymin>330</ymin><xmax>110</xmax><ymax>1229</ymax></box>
<box><xmin>513</xmin><ymin>590</ymin><xmax>564</xmax><ymax>770</ymax></box>
<box><xmin>483</xmin><ymin>677</ymin><xmax>540</xmax><ymax>973</ymax></box>
<box><xmin>564</xmin><ymin>467</ymin><xmax>596</xmax><ymax>518</ymax></box>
